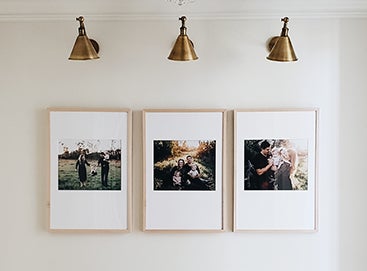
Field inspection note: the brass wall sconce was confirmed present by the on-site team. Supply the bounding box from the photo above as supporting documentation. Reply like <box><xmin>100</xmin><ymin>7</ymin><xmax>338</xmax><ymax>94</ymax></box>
<box><xmin>168</xmin><ymin>16</ymin><xmax>198</xmax><ymax>61</ymax></box>
<box><xmin>69</xmin><ymin>16</ymin><xmax>100</xmax><ymax>60</ymax></box>
<box><xmin>267</xmin><ymin>17</ymin><xmax>298</xmax><ymax>62</ymax></box>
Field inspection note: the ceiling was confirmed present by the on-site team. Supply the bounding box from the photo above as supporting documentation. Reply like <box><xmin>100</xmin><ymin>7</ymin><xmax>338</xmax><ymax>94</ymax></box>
<box><xmin>0</xmin><ymin>0</ymin><xmax>366</xmax><ymax>20</ymax></box>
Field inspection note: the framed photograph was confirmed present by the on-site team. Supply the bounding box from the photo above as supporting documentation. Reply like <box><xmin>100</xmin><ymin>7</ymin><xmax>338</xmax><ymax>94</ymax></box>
<box><xmin>143</xmin><ymin>109</ymin><xmax>226</xmax><ymax>231</ymax></box>
<box><xmin>48</xmin><ymin>108</ymin><xmax>132</xmax><ymax>231</ymax></box>
<box><xmin>234</xmin><ymin>109</ymin><xmax>318</xmax><ymax>231</ymax></box>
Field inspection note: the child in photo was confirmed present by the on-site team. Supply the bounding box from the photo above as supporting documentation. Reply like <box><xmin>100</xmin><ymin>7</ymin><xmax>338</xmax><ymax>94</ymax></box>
<box><xmin>187</xmin><ymin>164</ymin><xmax>200</xmax><ymax>179</ymax></box>
<box><xmin>90</xmin><ymin>164</ymin><xmax>97</xmax><ymax>176</ymax></box>
<box><xmin>172</xmin><ymin>170</ymin><xmax>182</xmax><ymax>186</ymax></box>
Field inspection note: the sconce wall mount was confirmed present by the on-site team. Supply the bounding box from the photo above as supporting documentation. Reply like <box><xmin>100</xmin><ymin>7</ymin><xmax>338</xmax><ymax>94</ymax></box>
<box><xmin>267</xmin><ymin>17</ymin><xmax>298</xmax><ymax>62</ymax></box>
<box><xmin>168</xmin><ymin>16</ymin><xmax>198</xmax><ymax>61</ymax></box>
<box><xmin>69</xmin><ymin>16</ymin><xmax>100</xmax><ymax>61</ymax></box>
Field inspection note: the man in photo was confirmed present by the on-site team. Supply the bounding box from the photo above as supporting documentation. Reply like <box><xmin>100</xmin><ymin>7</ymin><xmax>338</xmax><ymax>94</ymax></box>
<box><xmin>98</xmin><ymin>152</ymin><xmax>110</xmax><ymax>187</ymax></box>
<box><xmin>252</xmin><ymin>140</ymin><xmax>274</xmax><ymax>190</ymax></box>
<box><xmin>183</xmin><ymin>155</ymin><xmax>200</xmax><ymax>176</ymax></box>
<box><xmin>183</xmin><ymin>155</ymin><xmax>209</xmax><ymax>190</ymax></box>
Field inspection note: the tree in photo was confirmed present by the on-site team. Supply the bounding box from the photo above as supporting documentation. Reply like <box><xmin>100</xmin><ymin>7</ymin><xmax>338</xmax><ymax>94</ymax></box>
<box><xmin>153</xmin><ymin>140</ymin><xmax>216</xmax><ymax>191</ymax></box>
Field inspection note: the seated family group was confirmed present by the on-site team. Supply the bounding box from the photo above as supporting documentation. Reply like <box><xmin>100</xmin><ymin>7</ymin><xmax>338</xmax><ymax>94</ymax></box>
<box><xmin>168</xmin><ymin>155</ymin><xmax>209</xmax><ymax>190</ymax></box>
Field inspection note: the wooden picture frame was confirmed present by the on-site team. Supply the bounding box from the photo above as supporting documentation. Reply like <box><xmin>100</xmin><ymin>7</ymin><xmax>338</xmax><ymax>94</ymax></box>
<box><xmin>48</xmin><ymin>108</ymin><xmax>132</xmax><ymax>231</ymax></box>
<box><xmin>234</xmin><ymin>109</ymin><xmax>318</xmax><ymax>231</ymax></box>
<box><xmin>143</xmin><ymin>109</ymin><xmax>226</xmax><ymax>231</ymax></box>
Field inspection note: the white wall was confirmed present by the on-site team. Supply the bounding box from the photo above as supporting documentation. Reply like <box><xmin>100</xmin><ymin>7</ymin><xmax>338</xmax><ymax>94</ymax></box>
<box><xmin>0</xmin><ymin>12</ymin><xmax>366</xmax><ymax>271</ymax></box>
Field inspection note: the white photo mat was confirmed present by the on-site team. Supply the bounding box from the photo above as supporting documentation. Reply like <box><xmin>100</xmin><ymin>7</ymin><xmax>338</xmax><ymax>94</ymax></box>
<box><xmin>143</xmin><ymin>110</ymin><xmax>225</xmax><ymax>231</ymax></box>
<box><xmin>48</xmin><ymin>108</ymin><xmax>131</xmax><ymax>231</ymax></box>
<box><xmin>234</xmin><ymin>109</ymin><xmax>318</xmax><ymax>231</ymax></box>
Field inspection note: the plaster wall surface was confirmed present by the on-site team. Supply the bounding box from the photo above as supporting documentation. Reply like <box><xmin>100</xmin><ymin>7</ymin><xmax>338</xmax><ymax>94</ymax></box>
<box><xmin>0</xmin><ymin>8</ymin><xmax>365</xmax><ymax>271</ymax></box>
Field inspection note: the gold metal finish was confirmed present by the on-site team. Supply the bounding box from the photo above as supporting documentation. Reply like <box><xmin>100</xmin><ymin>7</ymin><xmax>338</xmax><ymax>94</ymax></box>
<box><xmin>267</xmin><ymin>17</ymin><xmax>298</xmax><ymax>62</ymax></box>
<box><xmin>267</xmin><ymin>36</ymin><xmax>279</xmax><ymax>52</ymax></box>
<box><xmin>69</xmin><ymin>16</ymin><xmax>100</xmax><ymax>60</ymax></box>
<box><xmin>168</xmin><ymin>16</ymin><xmax>198</xmax><ymax>61</ymax></box>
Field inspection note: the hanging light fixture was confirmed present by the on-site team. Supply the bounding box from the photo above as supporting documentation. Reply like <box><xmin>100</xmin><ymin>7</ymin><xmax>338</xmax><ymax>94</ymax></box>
<box><xmin>267</xmin><ymin>17</ymin><xmax>298</xmax><ymax>62</ymax></box>
<box><xmin>168</xmin><ymin>16</ymin><xmax>198</xmax><ymax>61</ymax></box>
<box><xmin>167</xmin><ymin>0</ymin><xmax>195</xmax><ymax>6</ymax></box>
<box><xmin>69</xmin><ymin>16</ymin><xmax>100</xmax><ymax>60</ymax></box>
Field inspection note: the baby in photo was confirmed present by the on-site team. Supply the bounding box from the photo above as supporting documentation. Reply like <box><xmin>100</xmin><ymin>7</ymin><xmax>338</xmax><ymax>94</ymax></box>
<box><xmin>90</xmin><ymin>164</ymin><xmax>97</xmax><ymax>176</ymax></box>
<box><xmin>187</xmin><ymin>164</ymin><xmax>200</xmax><ymax>179</ymax></box>
<box><xmin>172</xmin><ymin>170</ymin><xmax>182</xmax><ymax>186</ymax></box>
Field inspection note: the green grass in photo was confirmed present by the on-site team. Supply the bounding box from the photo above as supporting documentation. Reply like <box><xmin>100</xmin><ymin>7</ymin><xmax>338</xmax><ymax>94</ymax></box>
<box><xmin>58</xmin><ymin>159</ymin><xmax>121</xmax><ymax>190</ymax></box>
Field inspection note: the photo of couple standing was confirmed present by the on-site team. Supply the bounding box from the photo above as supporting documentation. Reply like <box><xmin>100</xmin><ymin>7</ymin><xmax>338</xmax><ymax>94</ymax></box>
<box><xmin>75</xmin><ymin>151</ymin><xmax>110</xmax><ymax>188</ymax></box>
<box><xmin>58</xmin><ymin>139</ymin><xmax>121</xmax><ymax>190</ymax></box>
<box><xmin>153</xmin><ymin>140</ymin><xmax>216</xmax><ymax>191</ymax></box>
<box><xmin>244</xmin><ymin>139</ymin><xmax>308</xmax><ymax>191</ymax></box>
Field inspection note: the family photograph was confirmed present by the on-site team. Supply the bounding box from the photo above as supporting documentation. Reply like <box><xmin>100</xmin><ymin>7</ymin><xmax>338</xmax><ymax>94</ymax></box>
<box><xmin>244</xmin><ymin>139</ymin><xmax>308</xmax><ymax>191</ymax></box>
<box><xmin>58</xmin><ymin>139</ymin><xmax>122</xmax><ymax>190</ymax></box>
<box><xmin>154</xmin><ymin>140</ymin><xmax>216</xmax><ymax>191</ymax></box>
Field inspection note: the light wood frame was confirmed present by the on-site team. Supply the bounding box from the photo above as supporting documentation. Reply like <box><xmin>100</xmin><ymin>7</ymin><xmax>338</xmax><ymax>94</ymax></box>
<box><xmin>233</xmin><ymin>108</ymin><xmax>318</xmax><ymax>232</ymax></box>
<box><xmin>48</xmin><ymin>108</ymin><xmax>132</xmax><ymax>232</ymax></box>
<box><xmin>143</xmin><ymin>109</ymin><xmax>226</xmax><ymax>232</ymax></box>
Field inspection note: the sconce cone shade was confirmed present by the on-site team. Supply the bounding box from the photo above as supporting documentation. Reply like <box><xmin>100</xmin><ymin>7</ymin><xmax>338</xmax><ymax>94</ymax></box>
<box><xmin>267</xmin><ymin>17</ymin><xmax>298</xmax><ymax>62</ymax></box>
<box><xmin>69</xmin><ymin>16</ymin><xmax>99</xmax><ymax>60</ymax></box>
<box><xmin>168</xmin><ymin>16</ymin><xmax>198</xmax><ymax>61</ymax></box>
<box><xmin>168</xmin><ymin>35</ymin><xmax>198</xmax><ymax>61</ymax></box>
<box><xmin>69</xmin><ymin>36</ymin><xmax>99</xmax><ymax>60</ymax></box>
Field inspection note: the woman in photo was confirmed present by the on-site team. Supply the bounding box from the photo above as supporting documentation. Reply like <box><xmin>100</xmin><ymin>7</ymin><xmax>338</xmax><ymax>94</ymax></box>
<box><xmin>76</xmin><ymin>150</ymin><xmax>90</xmax><ymax>188</ymax></box>
<box><xmin>274</xmin><ymin>148</ymin><xmax>293</xmax><ymax>190</ymax></box>
<box><xmin>169</xmin><ymin>159</ymin><xmax>185</xmax><ymax>189</ymax></box>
